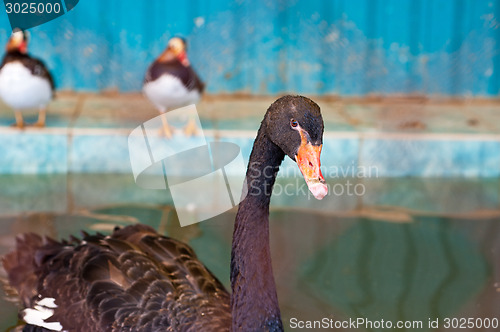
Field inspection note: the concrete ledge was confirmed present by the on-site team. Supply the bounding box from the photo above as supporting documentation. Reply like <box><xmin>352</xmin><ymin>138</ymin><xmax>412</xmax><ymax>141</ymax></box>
<box><xmin>1</xmin><ymin>127</ymin><xmax>500</xmax><ymax>177</ymax></box>
<box><xmin>1</xmin><ymin>94</ymin><xmax>500</xmax><ymax>177</ymax></box>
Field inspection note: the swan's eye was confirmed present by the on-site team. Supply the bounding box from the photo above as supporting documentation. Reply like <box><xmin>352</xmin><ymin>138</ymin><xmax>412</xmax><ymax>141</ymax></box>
<box><xmin>290</xmin><ymin>119</ymin><xmax>298</xmax><ymax>128</ymax></box>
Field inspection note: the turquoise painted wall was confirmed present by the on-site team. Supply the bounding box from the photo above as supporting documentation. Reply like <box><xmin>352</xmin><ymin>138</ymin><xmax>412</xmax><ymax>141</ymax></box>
<box><xmin>0</xmin><ymin>0</ymin><xmax>498</xmax><ymax>96</ymax></box>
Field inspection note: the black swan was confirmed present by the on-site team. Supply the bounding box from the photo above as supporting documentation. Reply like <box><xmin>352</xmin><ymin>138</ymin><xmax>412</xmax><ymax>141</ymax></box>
<box><xmin>143</xmin><ymin>37</ymin><xmax>204</xmax><ymax>138</ymax></box>
<box><xmin>0</xmin><ymin>29</ymin><xmax>55</xmax><ymax>129</ymax></box>
<box><xmin>3</xmin><ymin>95</ymin><xmax>327</xmax><ymax>331</ymax></box>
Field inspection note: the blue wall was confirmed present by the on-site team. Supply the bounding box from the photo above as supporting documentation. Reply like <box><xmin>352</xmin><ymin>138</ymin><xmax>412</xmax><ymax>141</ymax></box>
<box><xmin>0</xmin><ymin>0</ymin><xmax>499</xmax><ymax>96</ymax></box>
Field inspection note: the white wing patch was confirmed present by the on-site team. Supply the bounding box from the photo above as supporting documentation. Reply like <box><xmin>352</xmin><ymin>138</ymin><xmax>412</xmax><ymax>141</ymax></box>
<box><xmin>22</xmin><ymin>297</ymin><xmax>64</xmax><ymax>331</ymax></box>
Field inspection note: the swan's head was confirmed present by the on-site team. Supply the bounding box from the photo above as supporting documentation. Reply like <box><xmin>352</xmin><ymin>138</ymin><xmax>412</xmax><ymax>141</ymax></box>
<box><xmin>7</xmin><ymin>29</ymin><xmax>29</xmax><ymax>53</ymax></box>
<box><xmin>265</xmin><ymin>95</ymin><xmax>328</xmax><ymax>200</ymax></box>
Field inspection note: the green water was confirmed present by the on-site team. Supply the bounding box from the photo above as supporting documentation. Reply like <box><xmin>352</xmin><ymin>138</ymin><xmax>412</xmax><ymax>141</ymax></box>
<box><xmin>0</xmin><ymin>175</ymin><xmax>499</xmax><ymax>331</ymax></box>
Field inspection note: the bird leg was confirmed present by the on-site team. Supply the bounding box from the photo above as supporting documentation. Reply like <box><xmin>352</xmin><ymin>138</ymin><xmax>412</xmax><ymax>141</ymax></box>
<box><xmin>159</xmin><ymin>113</ymin><xmax>173</xmax><ymax>138</ymax></box>
<box><xmin>183</xmin><ymin>115</ymin><xmax>198</xmax><ymax>137</ymax></box>
<box><xmin>13</xmin><ymin>111</ymin><xmax>24</xmax><ymax>129</ymax></box>
<box><xmin>34</xmin><ymin>108</ymin><xmax>46</xmax><ymax>128</ymax></box>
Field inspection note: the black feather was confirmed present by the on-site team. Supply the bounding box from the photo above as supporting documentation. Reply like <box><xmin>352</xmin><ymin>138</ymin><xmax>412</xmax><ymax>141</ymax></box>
<box><xmin>144</xmin><ymin>59</ymin><xmax>204</xmax><ymax>93</ymax></box>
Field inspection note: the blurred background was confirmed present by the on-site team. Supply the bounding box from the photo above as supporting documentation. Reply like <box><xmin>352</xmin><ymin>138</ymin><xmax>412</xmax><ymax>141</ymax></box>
<box><xmin>0</xmin><ymin>0</ymin><xmax>498</xmax><ymax>95</ymax></box>
<box><xmin>0</xmin><ymin>1</ymin><xmax>500</xmax><ymax>331</ymax></box>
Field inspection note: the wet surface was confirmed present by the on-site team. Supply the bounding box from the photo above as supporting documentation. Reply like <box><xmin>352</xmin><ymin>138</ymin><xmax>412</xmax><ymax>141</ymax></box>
<box><xmin>2</xmin><ymin>96</ymin><xmax>500</xmax><ymax>178</ymax></box>
<box><xmin>0</xmin><ymin>92</ymin><xmax>500</xmax><ymax>331</ymax></box>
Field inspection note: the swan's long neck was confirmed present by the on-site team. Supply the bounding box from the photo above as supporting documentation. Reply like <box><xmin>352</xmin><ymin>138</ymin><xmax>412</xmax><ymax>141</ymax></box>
<box><xmin>231</xmin><ymin>126</ymin><xmax>285</xmax><ymax>332</ymax></box>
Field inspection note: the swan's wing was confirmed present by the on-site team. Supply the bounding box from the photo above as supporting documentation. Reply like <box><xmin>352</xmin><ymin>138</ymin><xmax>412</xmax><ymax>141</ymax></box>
<box><xmin>3</xmin><ymin>224</ymin><xmax>231</xmax><ymax>332</ymax></box>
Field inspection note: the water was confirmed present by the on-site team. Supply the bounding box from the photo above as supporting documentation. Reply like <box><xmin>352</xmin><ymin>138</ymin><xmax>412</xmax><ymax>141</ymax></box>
<box><xmin>0</xmin><ymin>175</ymin><xmax>499</xmax><ymax>331</ymax></box>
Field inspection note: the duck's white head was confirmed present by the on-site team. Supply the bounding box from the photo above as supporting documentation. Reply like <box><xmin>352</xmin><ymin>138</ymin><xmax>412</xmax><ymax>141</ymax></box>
<box><xmin>167</xmin><ymin>37</ymin><xmax>189</xmax><ymax>65</ymax></box>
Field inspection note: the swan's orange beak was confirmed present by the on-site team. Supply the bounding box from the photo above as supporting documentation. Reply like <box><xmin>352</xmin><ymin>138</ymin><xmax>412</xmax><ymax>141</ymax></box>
<box><xmin>295</xmin><ymin>132</ymin><xmax>328</xmax><ymax>200</ymax></box>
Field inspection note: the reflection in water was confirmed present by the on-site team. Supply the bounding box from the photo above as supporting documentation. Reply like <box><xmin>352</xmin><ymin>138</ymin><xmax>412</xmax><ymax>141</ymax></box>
<box><xmin>300</xmin><ymin>218</ymin><xmax>490</xmax><ymax>331</ymax></box>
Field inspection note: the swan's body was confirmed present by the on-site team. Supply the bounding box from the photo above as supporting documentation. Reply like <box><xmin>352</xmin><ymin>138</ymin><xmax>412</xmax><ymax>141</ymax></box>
<box><xmin>4</xmin><ymin>225</ymin><xmax>230</xmax><ymax>332</ymax></box>
<box><xmin>3</xmin><ymin>96</ymin><xmax>326</xmax><ymax>331</ymax></box>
